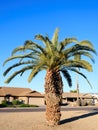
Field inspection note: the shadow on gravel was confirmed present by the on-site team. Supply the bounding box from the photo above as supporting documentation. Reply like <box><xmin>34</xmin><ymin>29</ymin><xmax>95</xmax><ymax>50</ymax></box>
<box><xmin>60</xmin><ymin>112</ymin><xmax>98</xmax><ymax>125</ymax></box>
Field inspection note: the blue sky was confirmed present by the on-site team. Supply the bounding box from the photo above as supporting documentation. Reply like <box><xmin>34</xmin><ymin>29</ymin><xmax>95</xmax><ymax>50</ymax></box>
<box><xmin>0</xmin><ymin>0</ymin><xmax>98</xmax><ymax>93</ymax></box>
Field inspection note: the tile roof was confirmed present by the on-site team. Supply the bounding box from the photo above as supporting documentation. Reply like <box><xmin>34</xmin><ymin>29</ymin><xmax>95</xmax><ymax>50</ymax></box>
<box><xmin>0</xmin><ymin>87</ymin><xmax>43</xmax><ymax>97</ymax></box>
<box><xmin>62</xmin><ymin>92</ymin><xmax>93</xmax><ymax>98</ymax></box>
<box><xmin>23</xmin><ymin>91</ymin><xmax>43</xmax><ymax>97</ymax></box>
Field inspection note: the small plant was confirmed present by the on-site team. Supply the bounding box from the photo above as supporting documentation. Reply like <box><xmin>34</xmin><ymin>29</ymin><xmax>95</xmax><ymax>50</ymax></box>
<box><xmin>0</xmin><ymin>100</ymin><xmax>8</xmax><ymax>107</ymax></box>
<box><xmin>12</xmin><ymin>99</ymin><xmax>20</xmax><ymax>106</ymax></box>
<box><xmin>70</xmin><ymin>90</ymin><xmax>77</xmax><ymax>93</ymax></box>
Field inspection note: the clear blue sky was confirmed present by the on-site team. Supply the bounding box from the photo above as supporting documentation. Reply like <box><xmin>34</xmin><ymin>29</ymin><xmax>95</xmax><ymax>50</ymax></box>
<box><xmin>0</xmin><ymin>0</ymin><xmax>98</xmax><ymax>93</ymax></box>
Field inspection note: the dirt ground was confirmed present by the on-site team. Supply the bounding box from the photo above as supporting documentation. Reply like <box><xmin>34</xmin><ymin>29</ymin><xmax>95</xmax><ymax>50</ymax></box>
<box><xmin>0</xmin><ymin>109</ymin><xmax>98</xmax><ymax>130</ymax></box>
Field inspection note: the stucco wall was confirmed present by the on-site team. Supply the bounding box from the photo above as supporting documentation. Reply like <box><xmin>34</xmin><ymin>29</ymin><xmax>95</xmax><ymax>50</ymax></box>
<box><xmin>0</xmin><ymin>96</ymin><xmax>44</xmax><ymax>106</ymax></box>
<box><xmin>29</xmin><ymin>97</ymin><xmax>44</xmax><ymax>106</ymax></box>
<box><xmin>18</xmin><ymin>97</ymin><xmax>28</xmax><ymax>104</ymax></box>
<box><xmin>0</xmin><ymin>97</ymin><xmax>5</xmax><ymax>104</ymax></box>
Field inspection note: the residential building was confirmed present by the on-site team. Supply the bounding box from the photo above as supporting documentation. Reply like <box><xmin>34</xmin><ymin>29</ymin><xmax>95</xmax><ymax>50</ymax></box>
<box><xmin>0</xmin><ymin>87</ymin><xmax>44</xmax><ymax>106</ymax></box>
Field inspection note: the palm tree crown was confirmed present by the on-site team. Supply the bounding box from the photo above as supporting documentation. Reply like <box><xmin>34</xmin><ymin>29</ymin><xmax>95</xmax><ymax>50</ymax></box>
<box><xmin>3</xmin><ymin>28</ymin><xmax>96</xmax><ymax>86</ymax></box>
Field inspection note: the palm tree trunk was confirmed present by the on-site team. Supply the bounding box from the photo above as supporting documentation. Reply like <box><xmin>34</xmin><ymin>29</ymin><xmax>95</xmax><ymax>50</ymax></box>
<box><xmin>44</xmin><ymin>69</ymin><xmax>63</xmax><ymax>126</ymax></box>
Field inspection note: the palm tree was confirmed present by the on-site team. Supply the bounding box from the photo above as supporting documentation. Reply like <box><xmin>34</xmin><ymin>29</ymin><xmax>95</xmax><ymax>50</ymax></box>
<box><xmin>3</xmin><ymin>28</ymin><xmax>96</xmax><ymax>126</ymax></box>
<box><xmin>74</xmin><ymin>40</ymin><xmax>96</xmax><ymax>106</ymax></box>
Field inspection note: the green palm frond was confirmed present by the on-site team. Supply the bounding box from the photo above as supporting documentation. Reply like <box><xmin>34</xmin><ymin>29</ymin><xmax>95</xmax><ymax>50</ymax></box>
<box><xmin>12</xmin><ymin>45</ymin><xmax>41</xmax><ymax>56</ymax></box>
<box><xmin>65</xmin><ymin>60</ymin><xmax>93</xmax><ymax>72</ymax></box>
<box><xmin>28</xmin><ymin>66</ymin><xmax>43</xmax><ymax>82</ymax></box>
<box><xmin>12</xmin><ymin>40</ymin><xmax>41</xmax><ymax>55</ymax></box>
<box><xmin>24</xmin><ymin>40</ymin><xmax>47</xmax><ymax>56</ymax></box>
<box><xmin>4</xmin><ymin>65</ymin><xmax>33</xmax><ymax>83</ymax></box>
<box><xmin>68</xmin><ymin>68</ymin><xmax>93</xmax><ymax>88</ymax></box>
<box><xmin>79</xmin><ymin>40</ymin><xmax>94</xmax><ymax>48</ymax></box>
<box><xmin>60</xmin><ymin>68</ymin><xmax>72</xmax><ymax>87</ymax></box>
<box><xmin>59</xmin><ymin>37</ymin><xmax>78</xmax><ymax>52</ymax></box>
<box><xmin>3</xmin><ymin>61</ymin><xmax>34</xmax><ymax>76</ymax></box>
<box><xmin>12</xmin><ymin>46</ymin><xmax>25</xmax><ymax>55</ymax></box>
<box><xmin>35</xmin><ymin>34</ymin><xmax>47</xmax><ymax>46</ymax></box>
<box><xmin>3</xmin><ymin>52</ymin><xmax>34</xmax><ymax>66</ymax></box>
<box><xmin>52</xmin><ymin>28</ymin><xmax>59</xmax><ymax>47</ymax></box>
<box><xmin>28</xmin><ymin>58</ymin><xmax>48</xmax><ymax>82</ymax></box>
<box><xmin>74</xmin><ymin>51</ymin><xmax>95</xmax><ymax>63</ymax></box>
<box><xmin>65</xmin><ymin>44</ymin><xmax>96</xmax><ymax>56</ymax></box>
<box><xmin>35</xmin><ymin>34</ymin><xmax>53</xmax><ymax>56</ymax></box>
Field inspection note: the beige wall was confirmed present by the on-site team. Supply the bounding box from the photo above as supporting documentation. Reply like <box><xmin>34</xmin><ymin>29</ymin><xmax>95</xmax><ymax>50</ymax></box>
<box><xmin>18</xmin><ymin>97</ymin><xmax>28</xmax><ymax>104</ymax></box>
<box><xmin>18</xmin><ymin>97</ymin><xmax>44</xmax><ymax>105</ymax></box>
<box><xmin>0</xmin><ymin>96</ymin><xmax>44</xmax><ymax>106</ymax></box>
<box><xmin>0</xmin><ymin>97</ymin><xmax>5</xmax><ymax>104</ymax></box>
<box><xmin>29</xmin><ymin>97</ymin><xmax>44</xmax><ymax>106</ymax></box>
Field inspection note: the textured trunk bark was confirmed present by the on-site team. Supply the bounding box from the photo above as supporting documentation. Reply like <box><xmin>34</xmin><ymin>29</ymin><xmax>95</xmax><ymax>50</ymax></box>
<box><xmin>44</xmin><ymin>69</ymin><xmax>63</xmax><ymax>126</ymax></box>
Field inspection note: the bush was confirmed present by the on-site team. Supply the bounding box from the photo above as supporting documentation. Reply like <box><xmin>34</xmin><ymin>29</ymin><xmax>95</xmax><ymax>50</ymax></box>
<box><xmin>0</xmin><ymin>100</ymin><xmax>8</xmax><ymax>107</ymax></box>
<box><xmin>0</xmin><ymin>100</ymin><xmax>39</xmax><ymax>108</ymax></box>
<box><xmin>0</xmin><ymin>103</ymin><xmax>7</xmax><ymax>107</ymax></box>
<box><xmin>12</xmin><ymin>99</ymin><xmax>20</xmax><ymax>106</ymax></box>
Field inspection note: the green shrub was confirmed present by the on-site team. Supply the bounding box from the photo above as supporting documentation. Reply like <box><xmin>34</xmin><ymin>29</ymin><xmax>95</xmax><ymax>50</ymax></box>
<box><xmin>1</xmin><ymin>100</ymin><xmax>8</xmax><ymax>107</ymax></box>
<box><xmin>0</xmin><ymin>103</ymin><xmax>7</xmax><ymax>107</ymax></box>
<box><xmin>12</xmin><ymin>99</ymin><xmax>20</xmax><ymax>105</ymax></box>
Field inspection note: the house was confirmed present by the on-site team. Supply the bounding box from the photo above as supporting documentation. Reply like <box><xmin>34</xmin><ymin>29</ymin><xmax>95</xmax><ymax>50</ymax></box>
<box><xmin>62</xmin><ymin>92</ymin><xmax>95</xmax><ymax>105</ymax></box>
<box><xmin>0</xmin><ymin>87</ymin><xmax>44</xmax><ymax>106</ymax></box>
<box><xmin>90</xmin><ymin>93</ymin><xmax>98</xmax><ymax>104</ymax></box>
<box><xmin>0</xmin><ymin>87</ymin><xmax>97</xmax><ymax>106</ymax></box>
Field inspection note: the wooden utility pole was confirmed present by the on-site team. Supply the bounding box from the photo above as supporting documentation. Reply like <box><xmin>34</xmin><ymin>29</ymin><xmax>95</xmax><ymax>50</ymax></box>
<box><xmin>76</xmin><ymin>72</ymin><xmax>80</xmax><ymax>106</ymax></box>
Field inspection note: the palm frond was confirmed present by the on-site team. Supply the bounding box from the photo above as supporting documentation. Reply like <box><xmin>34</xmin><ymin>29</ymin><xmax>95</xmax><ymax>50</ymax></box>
<box><xmin>35</xmin><ymin>34</ymin><xmax>47</xmax><ymax>46</ymax></box>
<box><xmin>69</xmin><ymin>51</ymin><xmax>95</xmax><ymax>63</ymax></box>
<box><xmin>79</xmin><ymin>40</ymin><xmax>94</xmax><ymax>48</ymax></box>
<box><xmin>12</xmin><ymin>45</ymin><xmax>41</xmax><ymax>56</ymax></box>
<box><xmin>35</xmin><ymin>35</ymin><xmax>54</xmax><ymax>56</ymax></box>
<box><xmin>3</xmin><ymin>61</ymin><xmax>34</xmax><ymax>76</ymax></box>
<box><xmin>12</xmin><ymin>46</ymin><xmax>25</xmax><ymax>55</ymax></box>
<box><xmin>77</xmin><ymin>52</ymin><xmax>95</xmax><ymax>63</ymax></box>
<box><xmin>28</xmin><ymin>67</ymin><xmax>41</xmax><ymax>82</ymax></box>
<box><xmin>4</xmin><ymin>65</ymin><xmax>33</xmax><ymax>83</ymax></box>
<box><xmin>59</xmin><ymin>37</ymin><xmax>78</xmax><ymax>52</ymax></box>
<box><xmin>68</xmin><ymin>68</ymin><xmax>93</xmax><ymax>88</ymax></box>
<box><xmin>24</xmin><ymin>40</ymin><xmax>33</xmax><ymax>46</ymax></box>
<box><xmin>64</xmin><ymin>44</ymin><xmax>96</xmax><ymax>59</ymax></box>
<box><xmin>25</xmin><ymin>40</ymin><xmax>47</xmax><ymax>56</ymax></box>
<box><xmin>52</xmin><ymin>28</ymin><xmax>59</xmax><ymax>47</ymax></box>
<box><xmin>65</xmin><ymin>60</ymin><xmax>93</xmax><ymax>72</ymax></box>
<box><xmin>28</xmin><ymin>59</ymin><xmax>47</xmax><ymax>82</ymax></box>
<box><xmin>60</xmin><ymin>68</ymin><xmax>72</xmax><ymax>87</ymax></box>
<box><xmin>3</xmin><ymin>52</ymin><xmax>34</xmax><ymax>66</ymax></box>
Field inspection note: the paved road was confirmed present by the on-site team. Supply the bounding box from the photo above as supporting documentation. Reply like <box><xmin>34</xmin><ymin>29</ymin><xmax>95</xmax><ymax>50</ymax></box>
<box><xmin>0</xmin><ymin>106</ymin><xmax>98</xmax><ymax>113</ymax></box>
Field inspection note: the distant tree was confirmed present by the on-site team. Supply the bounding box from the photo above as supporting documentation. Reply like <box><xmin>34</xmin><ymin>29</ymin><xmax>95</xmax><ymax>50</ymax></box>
<box><xmin>70</xmin><ymin>90</ymin><xmax>77</xmax><ymax>93</ymax></box>
<box><xmin>3</xmin><ymin>28</ymin><xmax>96</xmax><ymax>126</ymax></box>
